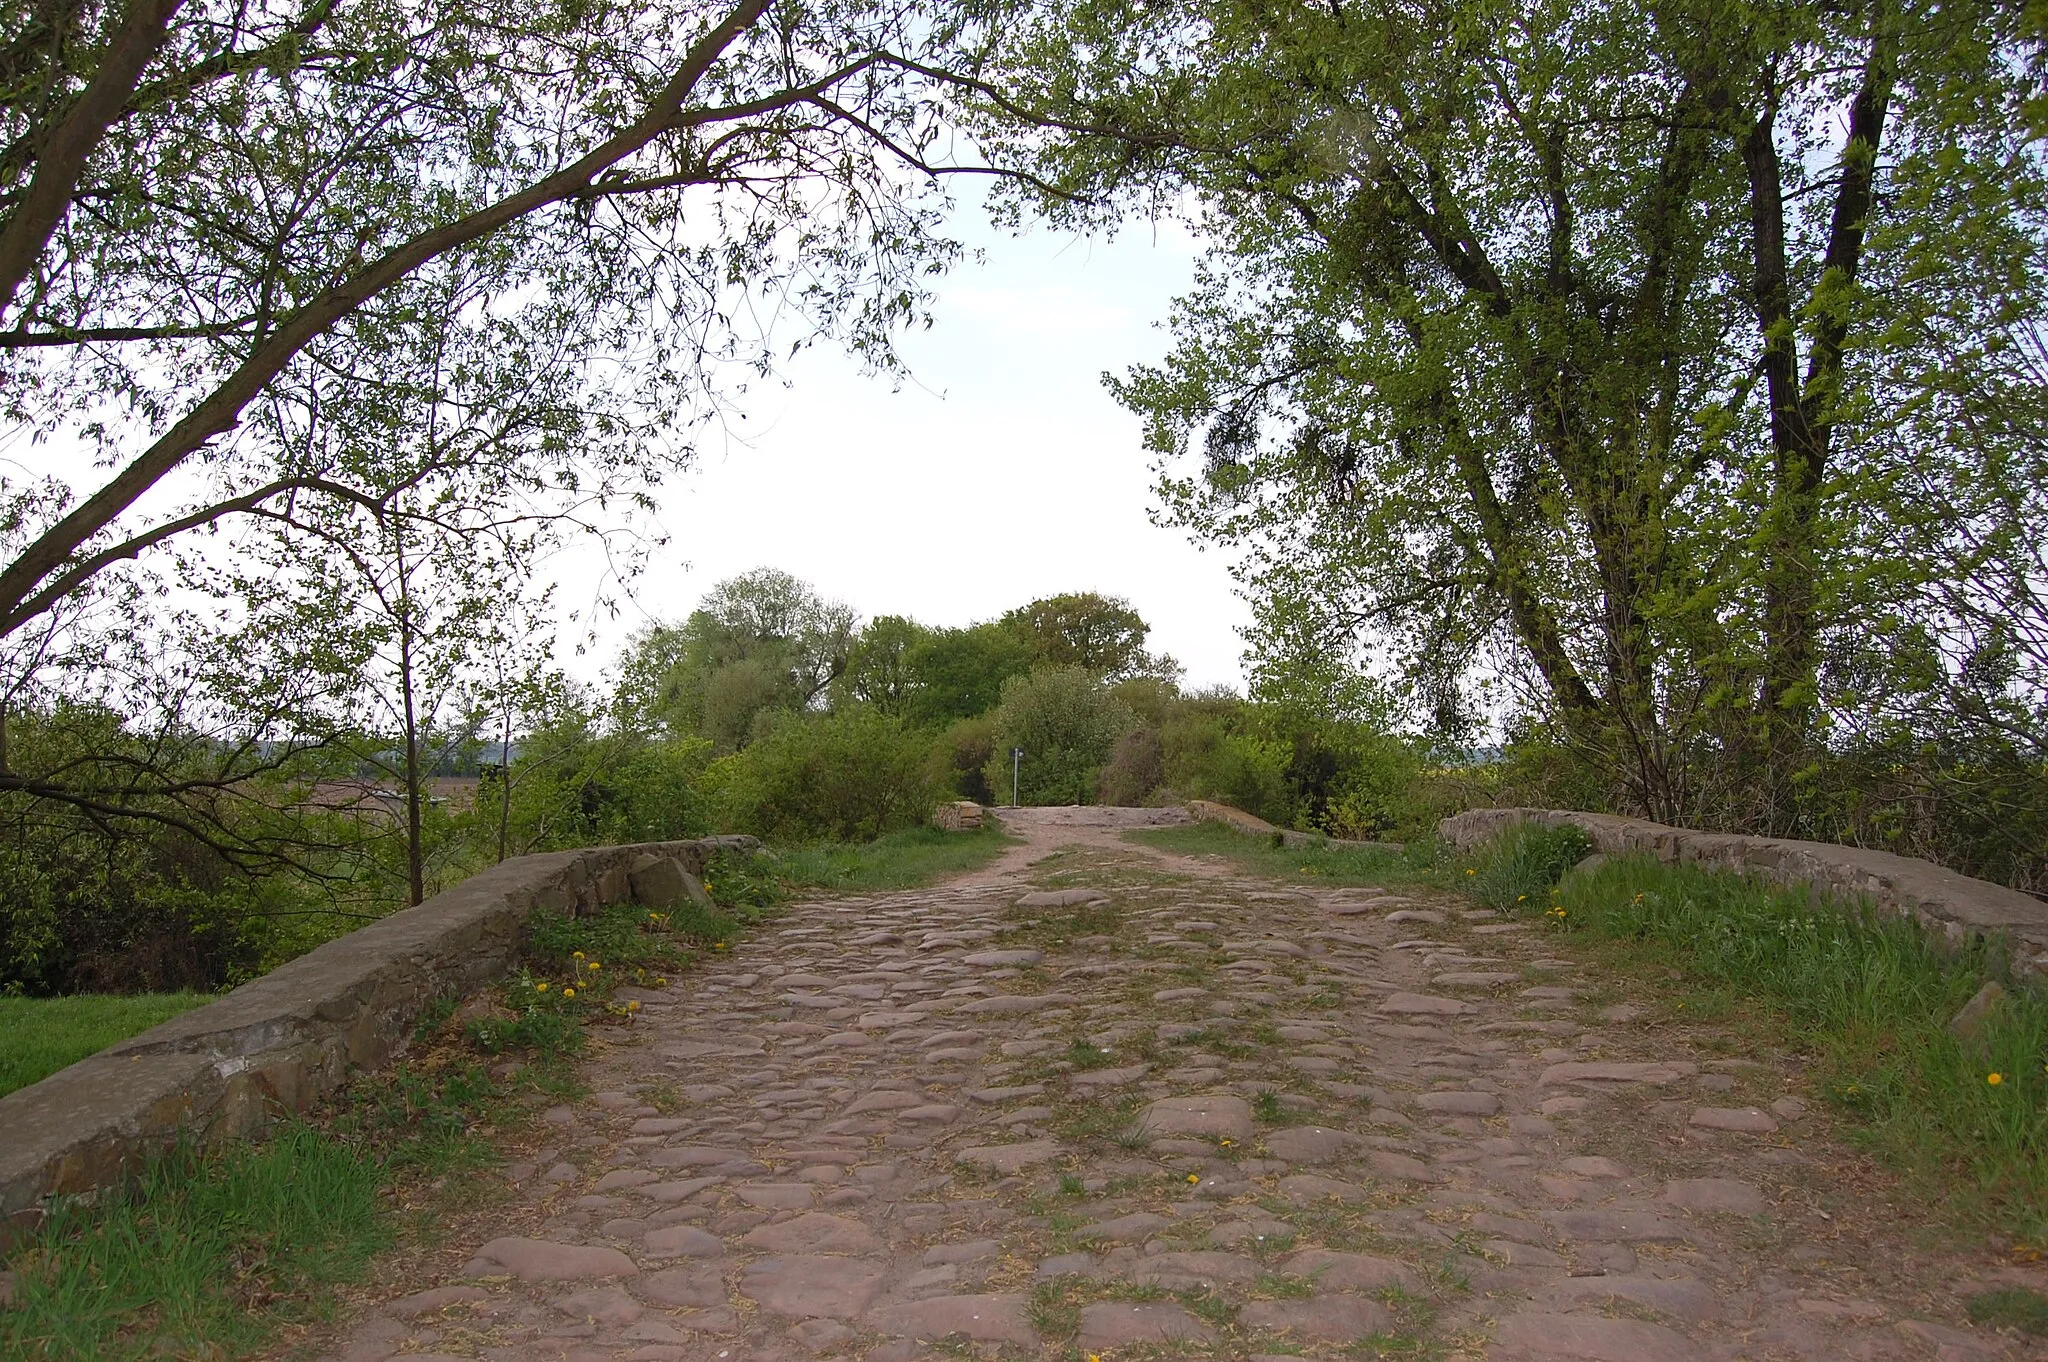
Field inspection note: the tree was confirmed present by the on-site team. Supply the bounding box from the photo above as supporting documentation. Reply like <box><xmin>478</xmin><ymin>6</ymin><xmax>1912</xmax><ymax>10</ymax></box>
<box><xmin>0</xmin><ymin>0</ymin><xmax>1033</xmax><ymax>837</ymax></box>
<box><xmin>616</xmin><ymin>568</ymin><xmax>857</xmax><ymax>749</ymax></box>
<box><xmin>1000</xmin><ymin>591</ymin><xmax>1177</xmax><ymax>683</ymax></box>
<box><xmin>899</xmin><ymin>621</ymin><xmax>1036</xmax><ymax>726</ymax></box>
<box><xmin>984</xmin><ymin>0</ymin><xmax>2045</xmax><ymax>831</ymax></box>
<box><xmin>982</xmin><ymin>665</ymin><xmax>1136</xmax><ymax>805</ymax></box>
<box><xmin>837</xmin><ymin>614</ymin><xmax>933</xmax><ymax>715</ymax></box>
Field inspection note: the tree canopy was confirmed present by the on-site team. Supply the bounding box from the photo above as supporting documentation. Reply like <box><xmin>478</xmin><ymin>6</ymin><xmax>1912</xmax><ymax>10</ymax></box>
<box><xmin>983</xmin><ymin>0</ymin><xmax>2048</xmax><ymax>830</ymax></box>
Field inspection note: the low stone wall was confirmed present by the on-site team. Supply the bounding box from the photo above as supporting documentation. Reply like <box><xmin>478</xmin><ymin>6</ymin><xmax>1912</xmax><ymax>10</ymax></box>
<box><xmin>1439</xmin><ymin>807</ymin><xmax>2048</xmax><ymax>978</ymax></box>
<box><xmin>0</xmin><ymin>836</ymin><xmax>757</xmax><ymax>1240</ymax></box>
<box><xmin>1186</xmin><ymin>799</ymin><xmax>1401</xmax><ymax>853</ymax></box>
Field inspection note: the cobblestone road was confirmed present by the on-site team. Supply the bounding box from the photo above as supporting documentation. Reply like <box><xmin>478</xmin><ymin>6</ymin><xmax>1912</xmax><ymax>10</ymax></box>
<box><xmin>314</xmin><ymin>808</ymin><xmax>2036</xmax><ymax>1362</ymax></box>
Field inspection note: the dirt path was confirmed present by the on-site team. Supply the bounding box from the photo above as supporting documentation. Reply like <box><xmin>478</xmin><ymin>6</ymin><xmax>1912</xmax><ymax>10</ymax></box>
<box><xmin>314</xmin><ymin>807</ymin><xmax>2034</xmax><ymax>1362</ymax></box>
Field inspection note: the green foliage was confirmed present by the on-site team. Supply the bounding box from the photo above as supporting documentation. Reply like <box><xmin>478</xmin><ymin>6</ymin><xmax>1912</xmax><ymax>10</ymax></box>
<box><xmin>932</xmin><ymin>712</ymin><xmax>1000</xmax><ymax>803</ymax></box>
<box><xmin>838</xmin><ymin>614</ymin><xmax>933</xmax><ymax>715</ymax></box>
<box><xmin>1097</xmin><ymin>728</ymin><xmax>1166</xmax><ymax>806</ymax></box>
<box><xmin>613</xmin><ymin>570</ymin><xmax>857</xmax><ymax>750</ymax></box>
<box><xmin>1158</xmin><ymin>701</ymin><xmax>1296</xmax><ymax>826</ymax></box>
<box><xmin>709</xmin><ymin>707</ymin><xmax>938</xmax><ymax>842</ymax></box>
<box><xmin>999</xmin><ymin>592</ymin><xmax>1176</xmax><ymax>682</ymax></box>
<box><xmin>983</xmin><ymin>667</ymin><xmax>1138</xmax><ymax>805</ymax></box>
<box><xmin>898</xmin><ymin>622</ymin><xmax>1038</xmax><ymax>727</ymax></box>
<box><xmin>0</xmin><ymin>701</ymin><xmax>298</xmax><ymax>995</ymax></box>
<box><xmin>1518</xmin><ymin>853</ymin><xmax>2048</xmax><ymax>1238</ymax></box>
<box><xmin>990</xmin><ymin>0</ymin><xmax>2048</xmax><ymax>834</ymax></box>
<box><xmin>1452</xmin><ymin>823</ymin><xmax>1594</xmax><ymax>914</ymax></box>
<box><xmin>0</xmin><ymin>1129</ymin><xmax>389</xmax><ymax>1361</ymax></box>
<box><xmin>502</xmin><ymin>718</ymin><xmax>711</xmax><ymax>854</ymax></box>
<box><xmin>0</xmin><ymin>992</ymin><xmax>214</xmax><ymax>1098</ymax></box>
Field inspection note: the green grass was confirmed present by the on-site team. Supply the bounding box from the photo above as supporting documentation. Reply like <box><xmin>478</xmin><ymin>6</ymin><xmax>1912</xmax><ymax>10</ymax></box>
<box><xmin>1127</xmin><ymin>822</ymin><xmax>1427</xmax><ymax>883</ymax></box>
<box><xmin>1966</xmin><ymin>1286</ymin><xmax>2048</xmax><ymax>1336</ymax></box>
<box><xmin>0</xmin><ymin>992</ymin><xmax>215</xmax><ymax>1098</ymax></box>
<box><xmin>767</xmin><ymin>819</ymin><xmax>1015</xmax><ymax>892</ymax></box>
<box><xmin>0</xmin><ymin>1128</ymin><xmax>390</xmax><ymax>1360</ymax></box>
<box><xmin>1481</xmin><ymin>843</ymin><xmax>2048</xmax><ymax>1240</ymax></box>
<box><xmin>1450</xmin><ymin>820</ymin><xmax>1592</xmax><ymax>912</ymax></box>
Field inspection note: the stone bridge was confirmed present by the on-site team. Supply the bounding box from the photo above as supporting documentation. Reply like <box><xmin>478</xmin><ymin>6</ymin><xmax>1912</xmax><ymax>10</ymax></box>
<box><xmin>269</xmin><ymin>806</ymin><xmax>2038</xmax><ymax>1362</ymax></box>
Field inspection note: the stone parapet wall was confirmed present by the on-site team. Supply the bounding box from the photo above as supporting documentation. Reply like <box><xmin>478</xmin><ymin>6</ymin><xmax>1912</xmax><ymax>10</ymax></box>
<box><xmin>1438</xmin><ymin>807</ymin><xmax>2048</xmax><ymax>979</ymax></box>
<box><xmin>0</xmin><ymin>835</ymin><xmax>757</xmax><ymax>1239</ymax></box>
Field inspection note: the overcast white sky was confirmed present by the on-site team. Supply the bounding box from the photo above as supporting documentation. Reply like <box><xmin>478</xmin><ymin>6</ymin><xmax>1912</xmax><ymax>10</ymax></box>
<box><xmin>576</xmin><ymin>196</ymin><xmax>1255</xmax><ymax>691</ymax></box>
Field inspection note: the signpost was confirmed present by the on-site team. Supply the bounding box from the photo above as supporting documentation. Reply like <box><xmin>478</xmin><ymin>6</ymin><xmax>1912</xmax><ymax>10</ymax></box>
<box><xmin>1011</xmin><ymin>747</ymin><xmax>1023</xmax><ymax>808</ymax></box>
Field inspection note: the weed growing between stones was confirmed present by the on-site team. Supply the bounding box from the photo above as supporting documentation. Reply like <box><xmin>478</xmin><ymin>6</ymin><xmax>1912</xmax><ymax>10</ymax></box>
<box><xmin>468</xmin><ymin>870</ymin><xmax>772</xmax><ymax>1055</ymax></box>
<box><xmin>1451</xmin><ymin>822</ymin><xmax>1593</xmax><ymax>913</ymax></box>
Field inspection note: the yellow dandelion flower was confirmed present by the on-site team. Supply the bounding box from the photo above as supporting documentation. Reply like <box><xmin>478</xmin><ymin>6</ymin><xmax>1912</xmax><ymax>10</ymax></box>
<box><xmin>1988</xmin><ymin>1072</ymin><xmax>2004</xmax><ymax>1086</ymax></box>
<box><xmin>563</xmin><ymin>987</ymin><xmax>576</xmax><ymax>999</ymax></box>
<box><xmin>627</xmin><ymin>1000</ymin><xmax>641</xmax><ymax>1011</ymax></box>
<box><xmin>589</xmin><ymin>960</ymin><xmax>601</xmax><ymax>971</ymax></box>
<box><xmin>573</xmin><ymin>950</ymin><xmax>585</xmax><ymax>959</ymax></box>
<box><xmin>657</xmin><ymin>977</ymin><xmax>668</xmax><ymax>986</ymax></box>
<box><xmin>1186</xmin><ymin>1173</ymin><xmax>1200</xmax><ymax>1183</ymax></box>
<box><xmin>714</xmin><ymin>942</ymin><xmax>727</xmax><ymax>951</ymax></box>
<box><xmin>1465</xmin><ymin>868</ymin><xmax>1476</xmax><ymax>876</ymax></box>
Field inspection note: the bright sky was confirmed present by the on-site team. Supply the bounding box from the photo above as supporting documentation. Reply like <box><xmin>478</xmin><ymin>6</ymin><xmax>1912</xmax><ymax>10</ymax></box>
<box><xmin>581</xmin><ymin>196</ymin><xmax>1255</xmax><ymax>691</ymax></box>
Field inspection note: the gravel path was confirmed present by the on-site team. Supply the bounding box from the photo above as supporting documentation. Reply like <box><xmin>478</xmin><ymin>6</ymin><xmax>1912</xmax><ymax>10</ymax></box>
<box><xmin>315</xmin><ymin>807</ymin><xmax>2033</xmax><ymax>1362</ymax></box>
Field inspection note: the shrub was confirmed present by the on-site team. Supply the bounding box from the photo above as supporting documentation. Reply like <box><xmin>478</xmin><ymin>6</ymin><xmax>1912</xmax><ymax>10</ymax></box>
<box><xmin>981</xmin><ymin>667</ymin><xmax>1137</xmax><ymax>805</ymax></box>
<box><xmin>1098</xmin><ymin>728</ymin><xmax>1166</xmax><ymax>806</ymax></box>
<box><xmin>710</xmin><ymin>708</ymin><xmax>938</xmax><ymax>842</ymax></box>
<box><xmin>1317</xmin><ymin>733</ymin><xmax>1432</xmax><ymax>840</ymax></box>
<box><xmin>931</xmin><ymin>712</ymin><xmax>998</xmax><ymax>803</ymax></box>
<box><xmin>502</xmin><ymin>721</ymin><xmax>711</xmax><ymax>854</ymax></box>
<box><xmin>1158</xmin><ymin>703</ymin><xmax>1296</xmax><ymax>824</ymax></box>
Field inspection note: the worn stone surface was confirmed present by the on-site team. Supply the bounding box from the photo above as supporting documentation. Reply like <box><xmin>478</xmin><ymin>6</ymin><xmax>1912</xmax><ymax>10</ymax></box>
<box><xmin>286</xmin><ymin>805</ymin><xmax>2020</xmax><ymax>1362</ymax></box>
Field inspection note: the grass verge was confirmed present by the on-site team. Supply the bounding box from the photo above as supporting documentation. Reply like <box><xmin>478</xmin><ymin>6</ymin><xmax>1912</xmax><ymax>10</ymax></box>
<box><xmin>0</xmin><ymin>1128</ymin><xmax>389</xmax><ymax>1359</ymax></box>
<box><xmin>767</xmin><ymin>818</ymin><xmax>1013</xmax><ymax>893</ymax></box>
<box><xmin>1127</xmin><ymin>820</ymin><xmax>1429</xmax><ymax>883</ymax></box>
<box><xmin>0</xmin><ymin>991</ymin><xmax>215</xmax><ymax>1099</ymax></box>
<box><xmin>1457</xmin><ymin>823</ymin><xmax>2048</xmax><ymax>1242</ymax></box>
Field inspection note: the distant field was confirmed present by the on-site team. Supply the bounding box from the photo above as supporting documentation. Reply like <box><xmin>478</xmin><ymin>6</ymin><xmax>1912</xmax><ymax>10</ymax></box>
<box><xmin>0</xmin><ymin>993</ymin><xmax>215</xmax><ymax>1099</ymax></box>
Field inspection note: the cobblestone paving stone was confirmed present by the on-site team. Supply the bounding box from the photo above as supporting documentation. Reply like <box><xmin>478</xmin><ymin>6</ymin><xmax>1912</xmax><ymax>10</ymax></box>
<box><xmin>313</xmin><ymin>807</ymin><xmax>2035</xmax><ymax>1362</ymax></box>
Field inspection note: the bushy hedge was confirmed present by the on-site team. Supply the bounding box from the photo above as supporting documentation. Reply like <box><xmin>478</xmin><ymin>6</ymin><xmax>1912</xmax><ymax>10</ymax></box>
<box><xmin>981</xmin><ymin>667</ymin><xmax>1136</xmax><ymax>805</ymax></box>
<box><xmin>709</xmin><ymin>708</ymin><xmax>938</xmax><ymax>842</ymax></box>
